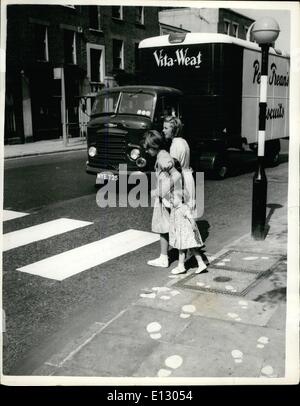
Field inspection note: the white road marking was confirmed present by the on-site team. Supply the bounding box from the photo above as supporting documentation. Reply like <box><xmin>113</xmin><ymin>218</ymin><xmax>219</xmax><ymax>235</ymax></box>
<box><xmin>17</xmin><ymin>229</ymin><xmax>160</xmax><ymax>280</ymax></box>
<box><xmin>3</xmin><ymin>210</ymin><xmax>29</xmax><ymax>221</ymax></box>
<box><xmin>3</xmin><ymin>218</ymin><xmax>92</xmax><ymax>252</ymax></box>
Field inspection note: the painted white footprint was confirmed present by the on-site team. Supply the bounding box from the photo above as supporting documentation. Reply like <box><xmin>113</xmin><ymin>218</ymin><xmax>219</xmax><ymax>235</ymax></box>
<box><xmin>227</xmin><ymin>312</ymin><xmax>242</xmax><ymax>322</ymax></box>
<box><xmin>152</xmin><ymin>287</ymin><xmax>171</xmax><ymax>293</ymax></box>
<box><xmin>157</xmin><ymin>355</ymin><xmax>183</xmax><ymax>377</ymax></box>
<box><xmin>257</xmin><ymin>336</ymin><xmax>270</xmax><ymax>349</ymax></box>
<box><xmin>238</xmin><ymin>300</ymin><xmax>249</xmax><ymax>310</ymax></box>
<box><xmin>225</xmin><ymin>285</ymin><xmax>237</xmax><ymax>293</ymax></box>
<box><xmin>231</xmin><ymin>349</ymin><xmax>243</xmax><ymax>364</ymax></box>
<box><xmin>260</xmin><ymin>365</ymin><xmax>277</xmax><ymax>378</ymax></box>
<box><xmin>180</xmin><ymin>304</ymin><xmax>196</xmax><ymax>319</ymax></box>
<box><xmin>140</xmin><ymin>292</ymin><xmax>156</xmax><ymax>299</ymax></box>
<box><xmin>146</xmin><ymin>322</ymin><xmax>162</xmax><ymax>340</ymax></box>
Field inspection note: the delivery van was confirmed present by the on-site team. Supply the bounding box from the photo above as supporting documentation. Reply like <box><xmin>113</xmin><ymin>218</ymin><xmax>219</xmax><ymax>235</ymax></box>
<box><xmin>86</xmin><ymin>32</ymin><xmax>289</xmax><ymax>180</ymax></box>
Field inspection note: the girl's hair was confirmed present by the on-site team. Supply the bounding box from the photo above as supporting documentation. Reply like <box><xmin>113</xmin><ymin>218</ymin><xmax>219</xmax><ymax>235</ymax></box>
<box><xmin>143</xmin><ymin>130</ymin><xmax>167</xmax><ymax>151</ymax></box>
<box><xmin>164</xmin><ymin>116</ymin><xmax>183</xmax><ymax>137</ymax></box>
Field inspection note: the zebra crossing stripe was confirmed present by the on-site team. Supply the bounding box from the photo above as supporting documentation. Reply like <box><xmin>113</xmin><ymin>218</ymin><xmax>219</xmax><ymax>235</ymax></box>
<box><xmin>17</xmin><ymin>229</ymin><xmax>160</xmax><ymax>281</ymax></box>
<box><xmin>3</xmin><ymin>210</ymin><xmax>29</xmax><ymax>221</ymax></box>
<box><xmin>3</xmin><ymin>218</ymin><xmax>92</xmax><ymax>252</ymax></box>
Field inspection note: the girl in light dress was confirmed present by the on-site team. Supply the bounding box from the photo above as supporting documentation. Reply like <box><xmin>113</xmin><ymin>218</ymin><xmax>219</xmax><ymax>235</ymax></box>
<box><xmin>147</xmin><ymin>116</ymin><xmax>196</xmax><ymax>269</ymax></box>
<box><xmin>143</xmin><ymin>129</ymin><xmax>207</xmax><ymax>275</ymax></box>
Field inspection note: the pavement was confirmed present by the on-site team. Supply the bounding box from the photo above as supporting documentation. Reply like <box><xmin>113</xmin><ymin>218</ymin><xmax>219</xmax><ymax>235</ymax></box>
<box><xmin>4</xmin><ymin>137</ymin><xmax>87</xmax><ymax>159</ymax></box>
<box><xmin>2</xmin><ymin>139</ymin><xmax>297</xmax><ymax>383</ymax></box>
<box><xmin>30</xmin><ymin>214</ymin><xmax>294</xmax><ymax>382</ymax></box>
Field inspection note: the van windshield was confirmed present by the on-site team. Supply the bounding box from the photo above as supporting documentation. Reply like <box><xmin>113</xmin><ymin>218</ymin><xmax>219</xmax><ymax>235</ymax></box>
<box><xmin>118</xmin><ymin>92</ymin><xmax>154</xmax><ymax>117</ymax></box>
<box><xmin>91</xmin><ymin>91</ymin><xmax>155</xmax><ymax>118</ymax></box>
<box><xmin>91</xmin><ymin>92</ymin><xmax>120</xmax><ymax>116</ymax></box>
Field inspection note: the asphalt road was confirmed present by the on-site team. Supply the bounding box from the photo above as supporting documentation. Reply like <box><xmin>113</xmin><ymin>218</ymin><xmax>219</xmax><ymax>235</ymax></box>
<box><xmin>2</xmin><ymin>142</ymin><xmax>289</xmax><ymax>374</ymax></box>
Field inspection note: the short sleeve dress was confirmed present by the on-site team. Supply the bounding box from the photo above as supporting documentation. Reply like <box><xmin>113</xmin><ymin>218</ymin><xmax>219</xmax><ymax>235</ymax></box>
<box><xmin>151</xmin><ymin>150</ymin><xmax>175</xmax><ymax>234</ymax></box>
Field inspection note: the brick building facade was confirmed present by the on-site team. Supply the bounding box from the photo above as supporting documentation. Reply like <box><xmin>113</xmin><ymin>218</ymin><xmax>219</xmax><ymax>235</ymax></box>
<box><xmin>5</xmin><ymin>5</ymin><xmax>160</xmax><ymax>144</ymax></box>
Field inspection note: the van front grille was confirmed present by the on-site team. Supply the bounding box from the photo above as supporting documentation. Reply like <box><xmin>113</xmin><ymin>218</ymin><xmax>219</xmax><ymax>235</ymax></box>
<box><xmin>88</xmin><ymin>129</ymin><xmax>127</xmax><ymax>169</ymax></box>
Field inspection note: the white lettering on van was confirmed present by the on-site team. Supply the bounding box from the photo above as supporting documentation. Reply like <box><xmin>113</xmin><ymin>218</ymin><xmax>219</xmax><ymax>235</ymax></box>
<box><xmin>153</xmin><ymin>48</ymin><xmax>202</xmax><ymax>68</ymax></box>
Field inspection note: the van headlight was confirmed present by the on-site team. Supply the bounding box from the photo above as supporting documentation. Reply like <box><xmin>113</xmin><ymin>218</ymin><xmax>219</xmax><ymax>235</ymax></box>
<box><xmin>88</xmin><ymin>146</ymin><xmax>97</xmax><ymax>157</ymax></box>
<box><xmin>130</xmin><ymin>148</ymin><xmax>141</xmax><ymax>160</ymax></box>
<box><xmin>136</xmin><ymin>157</ymin><xmax>147</xmax><ymax>168</ymax></box>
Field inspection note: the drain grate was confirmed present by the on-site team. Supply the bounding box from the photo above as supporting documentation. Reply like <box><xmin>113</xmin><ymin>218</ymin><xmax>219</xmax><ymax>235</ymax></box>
<box><xmin>174</xmin><ymin>251</ymin><xmax>286</xmax><ymax>297</ymax></box>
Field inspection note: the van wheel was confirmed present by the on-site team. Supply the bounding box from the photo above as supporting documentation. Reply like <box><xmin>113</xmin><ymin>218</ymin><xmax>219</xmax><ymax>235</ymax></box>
<box><xmin>266</xmin><ymin>151</ymin><xmax>280</xmax><ymax>167</ymax></box>
<box><xmin>212</xmin><ymin>157</ymin><xmax>229</xmax><ymax>180</ymax></box>
<box><xmin>265</xmin><ymin>140</ymin><xmax>281</xmax><ymax>167</ymax></box>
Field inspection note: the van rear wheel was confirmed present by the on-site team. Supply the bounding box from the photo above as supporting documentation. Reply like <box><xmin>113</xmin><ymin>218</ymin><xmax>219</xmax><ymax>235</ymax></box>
<box><xmin>211</xmin><ymin>156</ymin><xmax>229</xmax><ymax>180</ymax></box>
<box><xmin>265</xmin><ymin>140</ymin><xmax>281</xmax><ymax>167</ymax></box>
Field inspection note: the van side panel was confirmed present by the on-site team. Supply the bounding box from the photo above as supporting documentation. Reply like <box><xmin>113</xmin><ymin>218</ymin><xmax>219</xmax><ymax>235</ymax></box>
<box><xmin>139</xmin><ymin>43</ymin><xmax>243</xmax><ymax>148</ymax></box>
<box><xmin>267</xmin><ymin>54</ymin><xmax>289</xmax><ymax>140</ymax></box>
<box><xmin>241</xmin><ymin>49</ymin><xmax>289</xmax><ymax>144</ymax></box>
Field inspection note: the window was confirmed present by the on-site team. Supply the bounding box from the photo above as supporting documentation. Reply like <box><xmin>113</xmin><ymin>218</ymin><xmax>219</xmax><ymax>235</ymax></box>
<box><xmin>224</xmin><ymin>21</ymin><xmax>230</xmax><ymax>35</ymax></box>
<box><xmin>232</xmin><ymin>23</ymin><xmax>239</xmax><ymax>38</ymax></box>
<box><xmin>112</xmin><ymin>39</ymin><xmax>124</xmax><ymax>70</ymax></box>
<box><xmin>34</xmin><ymin>25</ymin><xmax>49</xmax><ymax>61</ymax></box>
<box><xmin>90</xmin><ymin>48</ymin><xmax>102</xmax><ymax>82</ymax></box>
<box><xmin>135</xmin><ymin>6</ymin><xmax>144</xmax><ymax>25</ymax></box>
<box><xmin>154</xmin><ymin>96</ymin><xmax>180</xmax><ymax>124</ymax></box>
<box><xmin>64</xmin><ymin>30</ymin><xmax>76</xmax><ymax>64</ymax></box>
<box><xmin>112</xmin><ymin>6</ymin><xmax>123</xmax><ymax>20</ymax></box>
<box><xmin>135</xmin><ymin>43</ymin><xmax>140</xmax><ymax>71</ymax></box>
<box><xmin>89</xmin><ymin>6</ymin><xmax>101</xmax><ymax>30</ymax></box>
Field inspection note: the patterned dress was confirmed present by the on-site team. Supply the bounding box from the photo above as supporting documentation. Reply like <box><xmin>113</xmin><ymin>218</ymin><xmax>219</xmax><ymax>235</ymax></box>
<box><xmin>151</xmin><ymin>150</ymin><xmax>174</xmax><ymax>234</ymax></box>
<box><xmin>169</xmin><ymin>203</ymin><xmax>204</xmax><ymax>250</ymax></box>
<box><xmin>168</xmin><ymin>137</ymin><xmax>204</xmax><ymax>249</ymax></box>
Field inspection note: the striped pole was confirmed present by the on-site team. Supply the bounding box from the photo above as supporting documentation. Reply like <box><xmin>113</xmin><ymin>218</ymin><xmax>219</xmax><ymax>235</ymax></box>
<box><xmin>251</xmin><ymin>44</ymin><xmax>269</xmax><ymax>240</ymax></box>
